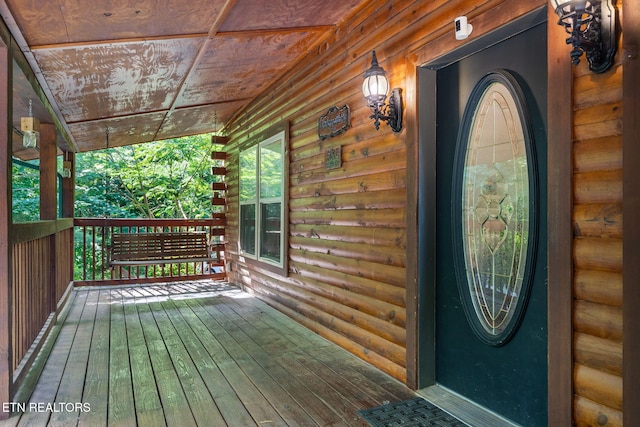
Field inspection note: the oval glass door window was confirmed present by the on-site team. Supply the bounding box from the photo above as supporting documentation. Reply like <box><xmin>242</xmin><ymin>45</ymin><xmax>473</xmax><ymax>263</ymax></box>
<box><xmin>453</xmin><ymin>70</ymin><xmax>539</xmax><ymax>346</ymax></box>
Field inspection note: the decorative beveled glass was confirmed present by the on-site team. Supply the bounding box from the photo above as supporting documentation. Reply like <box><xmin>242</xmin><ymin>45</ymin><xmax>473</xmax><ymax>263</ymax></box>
<box><xmin>453</xmin><ymin>70</ymin><xmax>538</xmax><ymax>346</ymax></box>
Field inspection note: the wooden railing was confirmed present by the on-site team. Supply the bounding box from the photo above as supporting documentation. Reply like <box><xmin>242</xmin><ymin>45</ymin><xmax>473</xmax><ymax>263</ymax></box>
<box><xmin>11</xmin><ymin>219</ymin><xmax>74</xmax><ymax>389</ymax></box>
<box><xmin>73</xmin><ymin>216</ymin><xmax>226</xmax><ymax>286</ymax></box>
<box><xmin>5</xmin><ymin>217</ymin><xmax>226</xmax><ymax>398</ymax></box>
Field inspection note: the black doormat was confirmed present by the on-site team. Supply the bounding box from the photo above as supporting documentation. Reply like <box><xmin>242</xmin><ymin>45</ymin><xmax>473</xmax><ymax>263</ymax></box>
<box><xmin>358</xmin><ymin>397</ymin><xmax>467</xmax><ymax>427</ymax></box>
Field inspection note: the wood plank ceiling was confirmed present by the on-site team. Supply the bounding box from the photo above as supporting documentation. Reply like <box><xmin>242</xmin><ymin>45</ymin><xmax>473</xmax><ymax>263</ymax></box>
<box><xmin>1</xmin><ymin>0</ymin><xmax>366</xmax><ymax>159</ymax></box>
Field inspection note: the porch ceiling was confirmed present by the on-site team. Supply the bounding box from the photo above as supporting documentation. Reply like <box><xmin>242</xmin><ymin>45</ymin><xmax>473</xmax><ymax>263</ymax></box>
<box><xmin>2</xmin><ymin>0</ymin><xmax>366</xmax><ymax>160</ymax></box>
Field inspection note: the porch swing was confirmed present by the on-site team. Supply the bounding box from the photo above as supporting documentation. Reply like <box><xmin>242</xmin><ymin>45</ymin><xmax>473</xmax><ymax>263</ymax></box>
<box><xmin>102</xmin><ymin>128</ymin><xmax>221</xmax><ymax>276</ymax></box>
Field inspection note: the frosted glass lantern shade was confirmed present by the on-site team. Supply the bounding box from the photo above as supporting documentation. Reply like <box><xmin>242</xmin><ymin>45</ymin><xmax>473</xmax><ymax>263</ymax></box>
<box><xmin>23</xmin><ymin>130</ymin><xmax>39</xmax><ymax>148</ymax></box>
<box><xmin>362</xmin><ymin>74</ymin><xmax>389</xmax><ymax>106</ymax></box>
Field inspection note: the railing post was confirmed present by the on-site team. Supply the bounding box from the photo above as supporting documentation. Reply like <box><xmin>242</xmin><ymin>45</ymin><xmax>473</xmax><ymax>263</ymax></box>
<box><xmin>0</xmin><ymin>41</ymin><xmax>13</xmax><ymax>419</ymax></box>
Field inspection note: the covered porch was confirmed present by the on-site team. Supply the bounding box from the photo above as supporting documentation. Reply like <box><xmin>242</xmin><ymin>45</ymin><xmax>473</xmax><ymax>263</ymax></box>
<box><xmin>2</xmin><ymin>0</ymin><xmax>640</xmax><ymax>425</ymax></box>
<box><xmin>1</xmin><ymin>279</ymin><xmax>415</xmax><ymax>426</ymax></box>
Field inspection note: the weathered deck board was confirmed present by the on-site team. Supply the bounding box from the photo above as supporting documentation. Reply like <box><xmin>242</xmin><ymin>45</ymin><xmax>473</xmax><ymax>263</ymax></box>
<box><xmin>16</xmin><ymin>291</ymin><xmax>89</xmax><ymax>427</ymax></box>
<box><xmin>78</xmin><ymin>289</ymin><xmax>110</xmax><ymax>426</ymax></box>
<box><xmin>48</xmin><ymin>289</ymin><xmax>98</xmax><ymax>427</ymax></box>
<box><xmin>210</xmin><ymin>297</ymin><xmax>361</xmax><ymax>425</ymax></box>
<box><xmin>108</xmin><ymin>291</ymin><xmax>137</xmax><ymax>427</ymax></box>
<box><xmin>124</xmin><ymin>301</ymin><xmax>165</xmax><ymax>427</ymax></box>
<box><xmin>160</xmin><ymin>299</ymin><xmax>257</xmax><ymax>426</ymax></box>
<box><xmin>2</xmin><ymin>280</ymin><xmax>415</xmax><ymax>426</ymax></box>
<box><xmin>136</xmin><ymin>300</ymin><xmax>197</xmax><ymax>427</ymax></box>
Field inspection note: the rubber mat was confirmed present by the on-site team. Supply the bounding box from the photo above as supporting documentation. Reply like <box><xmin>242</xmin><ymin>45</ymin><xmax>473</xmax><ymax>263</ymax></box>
<box><xmin>358</xmin><ymin>397</ymin><xmax>467</xmax><ymax>426</ymax></box>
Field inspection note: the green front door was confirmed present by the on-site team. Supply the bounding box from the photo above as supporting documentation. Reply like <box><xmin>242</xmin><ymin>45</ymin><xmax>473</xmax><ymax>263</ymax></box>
<box><xmin>432</xmin><ymin>22</ymin><xmax>548</xmax><ymax>426</ymax></box>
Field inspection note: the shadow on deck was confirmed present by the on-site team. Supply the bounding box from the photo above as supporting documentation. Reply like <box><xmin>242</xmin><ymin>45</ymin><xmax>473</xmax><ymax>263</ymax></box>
<box><xmin>1</xmin><ymin>280</ymin><xmax>415</xmax><ymax>426</ymax></box>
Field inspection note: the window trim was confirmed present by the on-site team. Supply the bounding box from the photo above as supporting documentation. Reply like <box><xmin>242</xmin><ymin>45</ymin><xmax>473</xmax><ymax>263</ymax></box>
<box><xmin>238</xmin><ymin>123</ymin><xmax>289</xmax><ymax>277</ymax></box>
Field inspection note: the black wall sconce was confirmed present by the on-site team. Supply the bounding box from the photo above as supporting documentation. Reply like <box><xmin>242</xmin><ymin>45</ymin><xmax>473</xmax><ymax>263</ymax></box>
<box><xmin>549</xmin><ymin>0</ymin><xmax>617</xmax><ymax>73</ymax></box>
<box><xmin>362</xmin><ymin>51</ymin><xmax>403</xmax><ymax>133</ymax></box>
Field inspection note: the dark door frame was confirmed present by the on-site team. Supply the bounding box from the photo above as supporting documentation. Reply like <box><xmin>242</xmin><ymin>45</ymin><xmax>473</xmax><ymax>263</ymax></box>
<box><xmin>414</xmin><ymin>4</ymin><xmax>549</xmax><ymax>387</ymax></box>
<box><xmin>546</xmin><ymin>4</ymin><xmax>573</xmax><ymax>425</ymax></box>
<box><xmin>405</xmin><ymin>4</ymin><xmax>567</xmax><ymax>422</ymax></box>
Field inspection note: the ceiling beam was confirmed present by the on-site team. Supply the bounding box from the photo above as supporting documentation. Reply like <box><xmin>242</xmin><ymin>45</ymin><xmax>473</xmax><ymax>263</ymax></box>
<box><xmin>28</xmin><ymin>33</ymin><xmax>209</xmax><ymax>51</ymax></box>
<box><xmin>26</xmin><ymin>26</ymin><xmax>333</xmax><ymax>52</ymax></box>
<box><xmin>158</xmin><ymin>0</ymin><xmax>239</xmax><ymax>140</ymax></box>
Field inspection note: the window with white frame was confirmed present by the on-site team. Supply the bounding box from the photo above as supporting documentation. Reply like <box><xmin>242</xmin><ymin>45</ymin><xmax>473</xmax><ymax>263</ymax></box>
<box><xmin>239</xmin><ymin>130</ymin><xmax>285</xmax><ymax>267</ymax></box>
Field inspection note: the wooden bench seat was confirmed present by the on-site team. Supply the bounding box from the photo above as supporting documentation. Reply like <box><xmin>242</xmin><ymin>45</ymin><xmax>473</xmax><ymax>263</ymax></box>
<box><xmin>110</xmin><ymin>232</ymin><xmax>217</xmax><ymax>266</ymax></box>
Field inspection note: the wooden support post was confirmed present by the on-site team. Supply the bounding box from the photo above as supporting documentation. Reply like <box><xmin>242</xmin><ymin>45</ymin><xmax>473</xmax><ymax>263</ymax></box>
<box><xmin>0</xmin><ymin>42</ymin><xmax>12</xmax><ymax>419</ymax></box>
<box><xmin>39</xmin><ymin>124</ymin><xmax>57</xmax><ymax>312</ymax></box>
<box><xmin>39</xmin><ymin>123</ymin><xmax>57</xmax><ymax>221</ymax></box>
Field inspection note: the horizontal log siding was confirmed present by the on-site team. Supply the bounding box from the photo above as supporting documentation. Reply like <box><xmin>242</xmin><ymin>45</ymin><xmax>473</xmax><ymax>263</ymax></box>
<box><xmin>223</xmin><ymin>0</ymin><xmax>549</xmax><ymax>383</ymax></box>
<box><xmin>223</xmin><ymin>0</ymin><xmax>423</xmax><ymax>381</ymax></box>
<box><xmin>572</xmin><ymin>6</ymin><xmax>624</xmax><ymax>422</ymax></box>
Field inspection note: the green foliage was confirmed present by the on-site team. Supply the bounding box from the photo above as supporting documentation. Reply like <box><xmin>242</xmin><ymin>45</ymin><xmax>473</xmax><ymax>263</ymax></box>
<box><xmin>239</xmin><ymin>147</ymin><xmax>257</xmax><ymax>202</ymax></box>
<box><xmin>260</xmin><ymin>141</ymin><xmax>283</xmax><ymax>199</ymax></box>
<box><xmin>239</xmin><ymin>140</ymin><xmax>283</xmax><ymax>203</ymax></box>
<box><xmin>75</xmin><ymin>134</ymin><xmax>221</xmax><ymax>219</ymax></box>
<box><xmin>12</xmin><ymin>160</ymin><xmax>41</xmax><ymax>222</ymax></box>
<box><xmin>72</xmin><ymin>134</ymin><xmax>221</xmax><ymax>280</ymax></box>
<box><xmin>10</xmin><ymin>134</ymin><xmax>221</xmax><ymax>280</ymax></box>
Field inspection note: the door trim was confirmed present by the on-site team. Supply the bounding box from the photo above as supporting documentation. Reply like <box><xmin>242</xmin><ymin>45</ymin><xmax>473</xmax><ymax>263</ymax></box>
<box><xmin>413</xmin><ymin>6</ymin><xmax>548</xmax><ymax>390</ymax></box>
<box><xmin>546</xmin><ymin>4</ymin><xmax>574</xmax><ymax>425</ymax></box>
<box><xmin>407</xmin><ymin>5</ymin><xmax>552</xmax><ymax>426</ymax></box>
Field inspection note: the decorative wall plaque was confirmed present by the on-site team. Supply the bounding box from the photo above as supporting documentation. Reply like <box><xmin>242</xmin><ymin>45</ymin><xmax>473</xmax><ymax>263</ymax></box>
<box><xmin>325</xmin><ymin>146</ymin><xmax>342</xmax><ymax>170</ymax></box>
<box><xmin>318</xmin><ymin>105</ymin><xmax>350</xmax><ymax>140</ymax></box>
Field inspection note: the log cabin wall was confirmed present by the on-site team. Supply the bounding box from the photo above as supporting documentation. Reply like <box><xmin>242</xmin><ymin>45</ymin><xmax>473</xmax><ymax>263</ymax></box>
<box><xmin>224</xmin><ymin>0</ymin><xmax>419</xmax><ymax>382</ymax></box>
<box><xmin>571</xmin><ymin>7</ymin><xmax>624</xmax><ymax>425</ymax></box>
<box><xmin>222</xmin><ymin>0</ymin><xmax>631</xmax><ymax>423</ymax></box>
<box><xmin>224</xmin><ymin>0</ymin><xmax>546</xmax><ymax>384</ymax></box>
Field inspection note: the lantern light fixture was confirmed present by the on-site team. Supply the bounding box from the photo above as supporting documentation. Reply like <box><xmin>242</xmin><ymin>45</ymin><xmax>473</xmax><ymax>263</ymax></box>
<box><xmin>362</xmin><ymin>51</ymin><xmax>403</xmax><ymax>133</ymax></box>
<box><xmin>549</xmin><ymin>0</ymin><xmax>617</xmax><ymax>73</ymax></box>
<box><xmin>21</xmin><ymin>99</ymin><xmax>40</xmax><ymax>148</ymax></box>
<box><xmin>62</xmin><ymin>151</ymin><xmax>72</xmax><ymax>179</ymax></box>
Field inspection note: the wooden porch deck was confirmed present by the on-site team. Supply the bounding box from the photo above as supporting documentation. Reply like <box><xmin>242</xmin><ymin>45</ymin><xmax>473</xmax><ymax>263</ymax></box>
<box><xmin>1</xmin><ymin>280</ymin><xmax>415</xmax><ymax>426</ymax></box>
